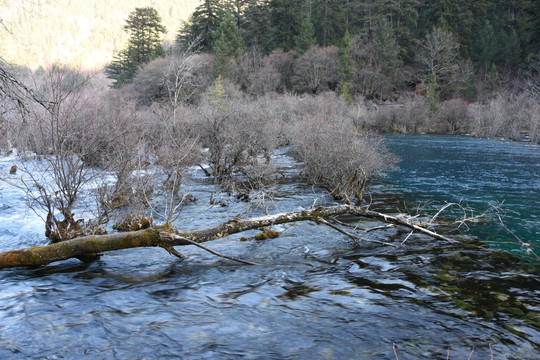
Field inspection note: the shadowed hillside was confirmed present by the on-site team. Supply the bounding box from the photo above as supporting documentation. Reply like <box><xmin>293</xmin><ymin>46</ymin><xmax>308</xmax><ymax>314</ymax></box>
<box><xmin>0</xmin><ymin>0</ymin><xmax>198</xmax><ymax>69</ymax></box>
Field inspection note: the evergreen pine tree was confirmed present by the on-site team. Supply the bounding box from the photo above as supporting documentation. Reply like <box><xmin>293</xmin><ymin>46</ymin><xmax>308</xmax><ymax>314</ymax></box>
<box><xmin>243</xmin><ymin>0</ymin><xmax>273</xmax><ymax>52</ymax></box>
<box><xmin>209</xmin><ymin>75</ymin><xmax>228</xmax><ymax>110</ymax></box>
<box><xmin>377</xmin><ymin>0</ymin><xmax>419</xmax><ymax>63</ymax></box>
<box><xmin>106</xmin><ymin>7</ymin><xmax>166</xmax><ymax>87</ymax></box>
<box><xmin>212</xmin><ymin>11</ymin><xmax>244</xmax><ymax>78</ymax></box>
<box><xmin>501</xmin><ymin>29</ymin><xmax>521</xmax><ymax>72</ymax></box>
<box><xmin>270</xmin><ymin>0</ymin><xmax>307</xmax><ymax>51</ymax></box>
<box><xmin>295</xmin><ymin>15</ymin><xmax>316</xmax><ymax>54</ymax></box>
<box><xmin>312</xmin><ymin>0</ymin><xmax>347</xmax><ymax>46</ymax></box>
<box><xmin>526</xmin><ymin>0</ymin><xmax>540</xmax><ymax>56</ymax></box>
<box><xmin>177</xmin><ymin>0</ymin><xmax>225</xmax><ymax>52</ymax></box>
<box><xmin>373</xmin><ymin>17</ymin><xmax>402</xmax><ymax>85</ymax></box>
<box><xmin>337</xmin><ymin>30</ymin><xmax>354</xmax><ymax>104</ymax></box>
<box><xmin>471</xmin><ymin>20</ymin><xmax>497</xmax><ymax>72</ymax></box>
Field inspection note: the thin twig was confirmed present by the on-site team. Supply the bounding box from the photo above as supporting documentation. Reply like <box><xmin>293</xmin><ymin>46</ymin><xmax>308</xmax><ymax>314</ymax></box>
<box><xmin>400</xmin><ymin>230</ymin><xmax>415</xmax><ymax>246</ymax></box>
<box><xmin>468</xmin><ymin>346</ymin><xmax>474</xmax><ymax>360</ymax></box>
<box><xmin>316</xmin><ymin>217</ymin><xmax>396</xmax><ymax>247</ymax></box>
<box><xmin>172</xmin><ymin>234</ymin><xmax>261</xmax><ymax>266</ymax></box>
<box><xmin>329</xmin><ymin>217</ymin><xmax>395</xmax><ymax>233</ymax></box>
<box><xmin>364</xmin><ymin>224</ymin><xmax>395</xmax><ymax>232</ymax></box>
<box><xmin>497</xmin><ymin>214</ymin><xmax>540</xmax><ymax>261</ymax></box>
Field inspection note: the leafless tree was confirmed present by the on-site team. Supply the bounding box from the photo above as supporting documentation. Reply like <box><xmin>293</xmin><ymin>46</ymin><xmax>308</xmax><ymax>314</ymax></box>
<box><xmin>468</xmin><ymin>92</ymin><xmax>539</xmax><ymax>140</ymax></box>
<box><xmin>0</xmin><ymin>57</ymin><xmax>49</xmax><ymax>113</ymax></box>
<box><xmin>292</xmin><ymin>46</ymin><xmax>339</xmax><ymax>94</ymax></box>
<box><xmin>439</xmin><ymin>99</ymin><xmax>470</xmax><ymax>134</ymax></box>
<box><xmin>230</xmin><ymin>45</ymin><xmax>263</xmax><ymax>92</ymax></box>
<box><xmin>417</xmin><ymin>27</ymin><xmax>460</xmax><ymax>90</ymax></box>
<box><xmin>126</xmin><ymin>48</ymin><xmax>213</xmax><ymax>107</ymax></box>
<box><xmin>14</xmin><ymin>66</ymin><xmax>112</xmax><ymax>242</ymax></box>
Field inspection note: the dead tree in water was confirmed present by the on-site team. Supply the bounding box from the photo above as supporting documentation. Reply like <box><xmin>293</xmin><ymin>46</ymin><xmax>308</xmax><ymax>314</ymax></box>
<box><xmin>0</xmin><ymin>204</ymin><xmax>456</xmax><ymax>269</ymax></box>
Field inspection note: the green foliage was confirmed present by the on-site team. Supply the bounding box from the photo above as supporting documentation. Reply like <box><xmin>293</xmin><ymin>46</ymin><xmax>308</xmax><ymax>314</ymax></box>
<box><xmin>177</xmin><ymin>0</ymin><xmax>225</xmax><ymax>52</ymax></box>
<box><xmin>242</xmin><ymin>0</ymin><xmax>273</xmax><ymax>52</ymax></box>
<box><xmin>471</xmin><ymin>21</ymin><xmax>497</xmax><ymax>72</ymax></box>
<box><xmin>497</xmin><ymin>28</ymin><xmax>521</xmax><ymax>72</ymax></box>
<box><xmin>212</xmin><ymin>11</ymin><xmax>244</xmax><ymax>78</ymax></box>
<box><xmin>311</xmin><ymin>0</ymin><xmax>347</xmax><ymax>46</ymax></box>
<box><xmin>461</xmin><ymin>73</ymin><xmax>477</xmax><ymax>102</ymax></box>
<box><xmin>337</xmin><ymin>31</ymin><xmax>354</xmax><ymax>104</ymax></box>
<box><xmin>295</xmin><ymin>15</ymin><xmax>316</xmax><ymax>54</ymax></box>
<box><xmin>526</xmin><ymin>0</ymin><xmax>540</xmax><ymax>56</ymax></box>
<box><xmin>106</xmin><ymin>7</ymin><xmax>166</xmax><ymax>87</ymax></box>
<box><xmin>208</xmin><ymin>75</ymin><xmax>228</xmax><ymax>110</ymax></box>
<box><xmin>376</xmin><ymin>0</ymin><xmax>419</xmax><ymax>62</ymax></box>
<box><xmin>427</xmin><ymin>71</ymin><xmax>440</xmax><ymax>111</ymax></box>
<box><xmin>373</xmin><ymin>17</ymin><xmax>402</xmax><ymax>85</ymax></box>
<box><xmin>270</xmin><ymin>0</ymin><xmax>308</xmax><ymax>51</ymax></box>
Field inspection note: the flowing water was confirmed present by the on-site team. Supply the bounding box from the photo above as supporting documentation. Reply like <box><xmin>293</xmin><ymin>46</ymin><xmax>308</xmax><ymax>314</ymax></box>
<box><xmin>383</xmin><ymin>134</ymin><xmax>540</xmax><ymax>260</ymax></box>
<box><xmin>0</xmin><ymin>138</ymin><xmax>539</xmax><ymax>359</ymax></box>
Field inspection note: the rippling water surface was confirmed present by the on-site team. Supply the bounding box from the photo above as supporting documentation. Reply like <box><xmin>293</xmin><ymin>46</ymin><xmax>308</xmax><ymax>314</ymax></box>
<box><xmin>384</xmin><ymin>134</ymin><xmax>540</xmax><ymax>258</ymax></box>
<box><xmin>0</xmin><ymin>139</ymin><xmax>539</xmax><ymax>359</ymax></box>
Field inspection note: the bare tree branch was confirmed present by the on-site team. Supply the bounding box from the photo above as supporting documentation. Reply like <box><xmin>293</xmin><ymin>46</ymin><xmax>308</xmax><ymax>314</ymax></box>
<box><xmin>0</xmin><ymin>204</ymin><xmax>460</xmax><ymax>269</ymax></box>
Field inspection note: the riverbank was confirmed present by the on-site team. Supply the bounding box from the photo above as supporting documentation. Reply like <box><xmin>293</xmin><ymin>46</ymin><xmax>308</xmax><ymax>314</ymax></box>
<box><xmin>363</xmin><ymin>93</ymin><xmax>540</xmax><ymax>145</ymax></box>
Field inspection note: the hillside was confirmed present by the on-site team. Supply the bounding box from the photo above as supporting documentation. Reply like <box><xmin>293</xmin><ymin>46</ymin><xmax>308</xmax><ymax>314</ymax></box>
<box><xmin>0</xmin><ymin>0</ymin><xmax>199</xmax><ymax>70</ymax></box>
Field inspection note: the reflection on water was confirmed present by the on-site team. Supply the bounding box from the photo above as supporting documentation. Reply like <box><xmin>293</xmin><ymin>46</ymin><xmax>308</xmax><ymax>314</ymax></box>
<box><xmin>1</xmin><ymin>138</ymin><xmax>539</xmax><ymax>359</ymax></box>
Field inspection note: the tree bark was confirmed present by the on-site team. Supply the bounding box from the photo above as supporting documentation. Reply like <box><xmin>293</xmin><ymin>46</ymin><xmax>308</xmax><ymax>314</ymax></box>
<box><xmin>0</xmin><ymin>205</ymin><xmax>454</xmax><ymax>269</ymax></box>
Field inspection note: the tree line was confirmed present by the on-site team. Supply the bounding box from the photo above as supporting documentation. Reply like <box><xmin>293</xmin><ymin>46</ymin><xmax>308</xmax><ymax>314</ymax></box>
<box><xmin>104</xmin><ymin>3</ymin><xmax>540</xmax><ymax>143</ymax></box>
<box><xmin>107</xmin><ymin>1</ymin><xmax>540</xmax><ymax>105</ymax></box>
<box><xmin>178</xmin><ymin>0</ymin><xmax>539</xmax><ymax>65</ymax></box>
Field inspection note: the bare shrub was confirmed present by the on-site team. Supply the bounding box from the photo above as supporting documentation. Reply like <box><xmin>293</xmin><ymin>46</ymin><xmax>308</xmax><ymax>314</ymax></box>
<box><xmin>192</xmin><ymin>78</ymin><xmax>282</xmax><ymax>185</ymax></box>
<box><xmin>356</xmin><ymin>68</ymin><xmax>392</xmax><ymax>99</ymax></box>
<box><xmin>192</xmin><ymin>78</ymin><xmax>254</xmax><ymax>181</ymax></box>
<box><xmin>165</xmin><ymin>52</ymin><xmax>213</xmax><ymax>105</ymax></box>
<box><xmin>249</xmin><ymin>49</ymin><xmax>294</xmax><ymax>95</ymax></box>
<box><xmin>0</xmin><ymin>93</ymin><xmax>20</xmax><ymax>152</ymax></box>
<box><xmin>230</xmin><ymin>45</ymin><xmax>263</xmax><ymax>92</ymax></box>
<box><xmin>292</xmin><ymin>46</ymin><xmax>339</xmax><ymax>94</ymax></box>
<box><xmin>468</xmin><ymin>92</ymin><xmax>540</xmax><ymax>141</ymax></box>
<box><xmin>291</xmin><ymin>94</ymin><xmax>398</xmax><ymax>204</ymax></box>
<box><xmin>439</xmin><ymin>99</ymin><xmax>470</xmax><ymax>133</ymax></box>
<box><xmin>366</xmin><ymin>98</ymin><xmax>431</xmax><ymax>134</ymax></box>
<box><xmin>349</xmin><ymin>34</ymin><xmax>393</xmax><ymax>98</ymax></box>
<box><xmin>126</xmin><ymin>57</ymin><xmax>169</xmax><ymax>106</ymax></box>
<box><xmin>94</xmin><ymin>92</ymin><xmax>148</xmax><ymax>217</ymax></box>
<box><xmin>520</xmin><ymin>52</ymin><xmax>540</xmax><ymax>99</ymax></box>
<box><xmin>134</xmin><ymin>104</ymin><xmax>202</xmax><ymax>222</ymax></box>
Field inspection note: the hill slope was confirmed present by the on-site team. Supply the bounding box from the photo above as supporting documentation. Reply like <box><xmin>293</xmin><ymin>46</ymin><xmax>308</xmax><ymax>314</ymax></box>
<box><xmin>0</xmin><ymin>0</ymin><xmax>199</xmax><ymax>70</ymax></box>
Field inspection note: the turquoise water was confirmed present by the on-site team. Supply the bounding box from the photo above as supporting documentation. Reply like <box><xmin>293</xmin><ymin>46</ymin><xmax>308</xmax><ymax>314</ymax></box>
<box><xmin>384</xmin><ymin>134</ymin><xmax>540</xmax><ymax>260</ymax></box>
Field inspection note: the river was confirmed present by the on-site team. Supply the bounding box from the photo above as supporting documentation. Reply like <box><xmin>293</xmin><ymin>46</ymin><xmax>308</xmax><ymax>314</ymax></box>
<box><xmin>383</xmin><ymin>134</ymin><xmax>540</xmax><ymax>260</ymax></box>
<box><xmin>0</xmin><ymin>136</ymin><xmax>538</xmax><ymax>359</ymax></box>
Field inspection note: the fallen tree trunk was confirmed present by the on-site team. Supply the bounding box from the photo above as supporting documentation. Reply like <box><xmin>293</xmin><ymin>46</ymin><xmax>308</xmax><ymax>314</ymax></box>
<box><xmin>0</xmin><ymin>205</ymin><xmax>454</xmax><ymax>269</ymax></box>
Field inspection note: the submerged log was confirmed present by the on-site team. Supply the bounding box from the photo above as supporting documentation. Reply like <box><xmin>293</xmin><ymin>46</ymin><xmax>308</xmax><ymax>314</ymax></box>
<box><xmin>0</xmin><ymin>205</ymin><xmax>454</xmax><ymax>269</ymax></box>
